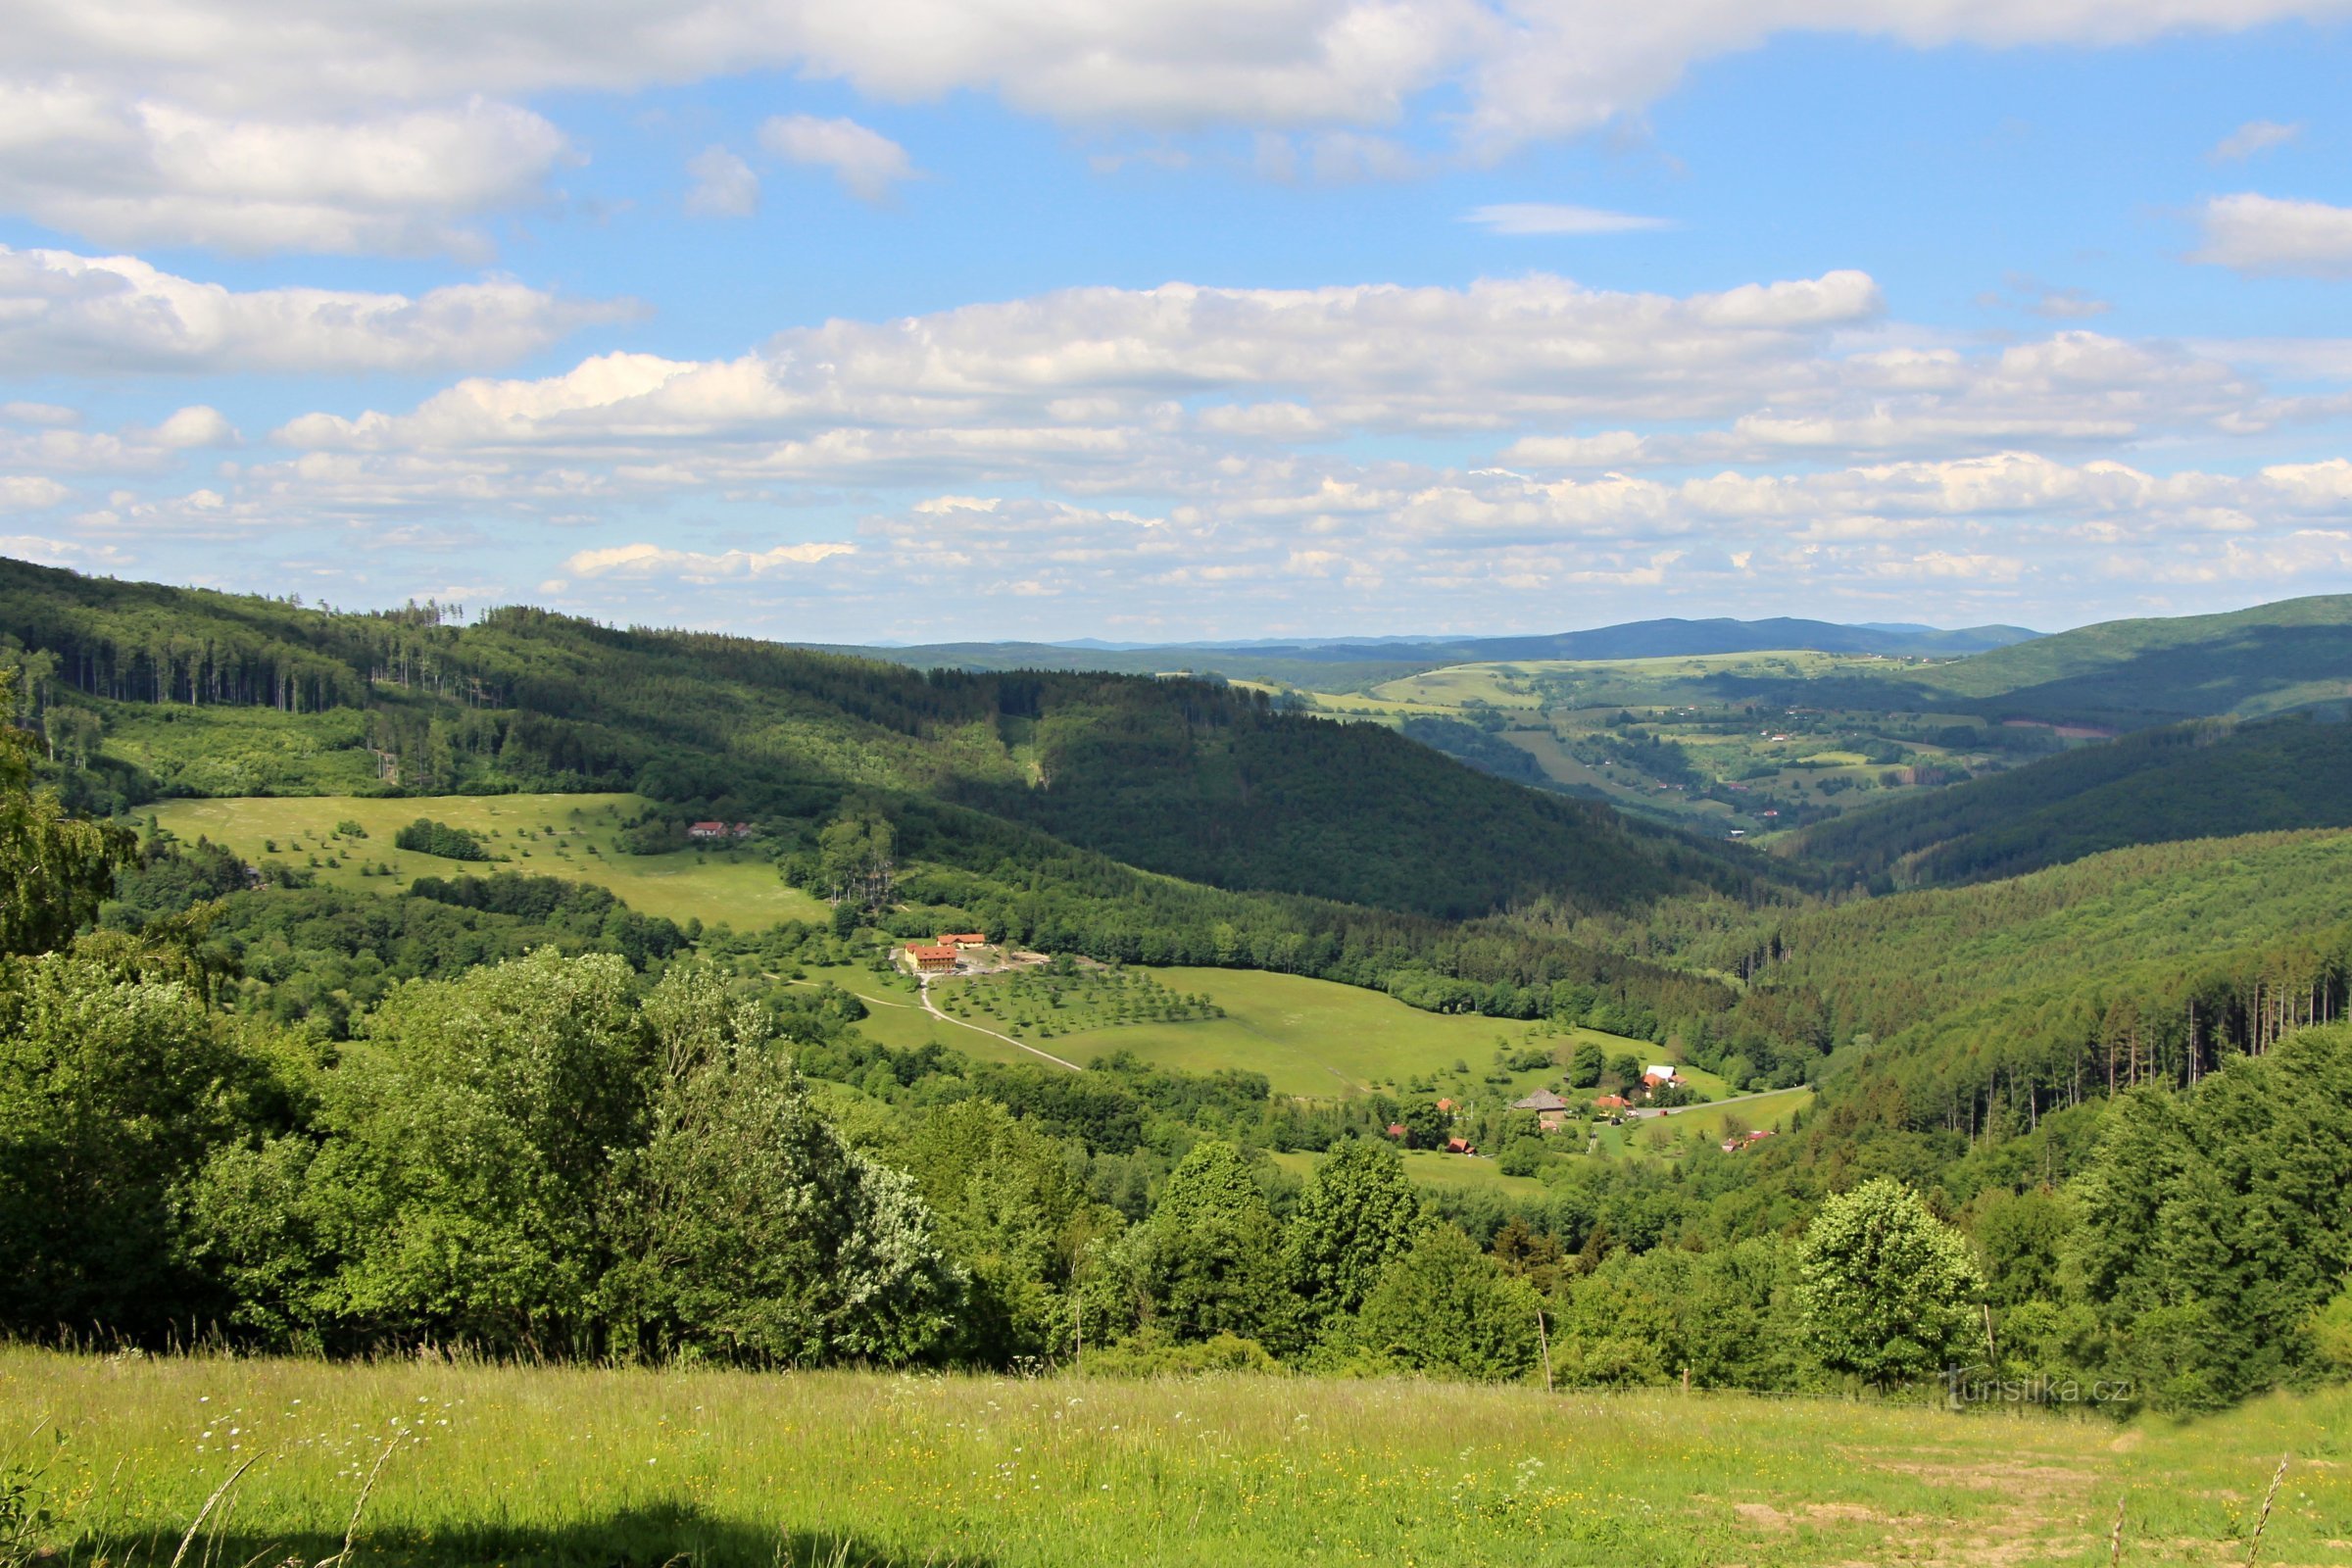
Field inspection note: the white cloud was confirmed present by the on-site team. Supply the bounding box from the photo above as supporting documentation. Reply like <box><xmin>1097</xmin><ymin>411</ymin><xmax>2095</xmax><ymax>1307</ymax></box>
<box><xmin>0</xmin><ymin>244</ymin><xmax>631</xmax><ymax>373</ymax></box>
<box><xmin>2208</xmin><ymin>120</ymin><xmax>2301</xmax><ymax>163</ymax></box>
<box><xmin>0</xmin><ymin>0</ymin><xmax>2341</xmax><ymax>260</ymax></box>
<box><xmin>684</xmin><ymin>145</ymin><xmax>760</xmax><ymax>218</ymax></box>
<box><xmin>0</xmin><ymin>476</ymin><xmax>73</xmax><ymax>511</ymax></box>
<box><xmin>2191</xmin><ymin>193</ymin><xmax>2352</xmax><ymax>279</ymax></box>
<box><xmin>759</xmin><ymin>115</ymin><xmax>914</xmax><ymax>202</ymax></box>
<box><xmin>0</xmin><ymin>90</ymin><xmax>568</xmax><ymax>256</ymax></box>
<box><xmin>560</xmin><ymin>539</ymin><xmax>858</xmax><ymax>579</ymax></box>
<box><xmin>1462</xmin><ymin>202</ymin><xmax>1672</xmax><ymax>235</ymax></box>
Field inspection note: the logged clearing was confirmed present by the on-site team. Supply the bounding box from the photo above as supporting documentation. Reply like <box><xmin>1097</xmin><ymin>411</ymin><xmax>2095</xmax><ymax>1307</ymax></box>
<box><xmin>145</xmin><ymin>793</ymin><xmax>829</xmax><ymax>928</ymax></box>
<box><xmin>4</xmin><ymin>1349</ymin><xmax>2345</xmax><ymax>1568</ymax></box>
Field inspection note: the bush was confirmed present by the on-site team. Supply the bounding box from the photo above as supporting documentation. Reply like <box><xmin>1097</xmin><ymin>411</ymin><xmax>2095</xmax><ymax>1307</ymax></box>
<box><xmin>392</xmin><ymin>817</ymin><xmax>489</xmax><ymax>860</ymax></box>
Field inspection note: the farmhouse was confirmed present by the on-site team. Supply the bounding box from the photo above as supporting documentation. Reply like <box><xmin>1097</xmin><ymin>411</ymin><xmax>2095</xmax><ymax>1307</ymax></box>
<box><xmin>906</xmin><ymin>943</ymin><xmax>959</xmax><ymax>974</ymax></box>
<box><xmin>1592</xmin><ymin>1094</ymin><xmax>1630</xmax><ymax>1111</ymax></box>
<box><xmin>1643</xmin><ymin>1064</ymin><xmax>1681</xmax><ymax>1087</ymax></box>
<box><xmin>939</xmin><ymin>932</ymin><xmax>989</xmax><ymax>948</ymax></box>
<box><xmin>688</xmin><ymin>820</ymin><xmax>757</xmax><ymax>841</ymax></box>
<box><xmin>1511</xmin><ymin>1087</ymin><xmax>1573</xmax><ymax>1133</ymax></box>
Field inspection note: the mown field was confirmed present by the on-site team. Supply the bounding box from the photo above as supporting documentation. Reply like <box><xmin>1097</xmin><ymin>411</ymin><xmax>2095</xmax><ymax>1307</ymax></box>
<box><xmin>146</xmin><ymin>793</ymin><xmax>829</xmax><ymax>928</ymax></box>
<box><xmin>4</xmin><ymin>1349</ymin><xmax>2344</xmax><ymax>1568</ymax></box>
<box><xmin>924</xmin><ymin>965</ymin><xmax>1646</xmax><ymax>1101</ymax></box>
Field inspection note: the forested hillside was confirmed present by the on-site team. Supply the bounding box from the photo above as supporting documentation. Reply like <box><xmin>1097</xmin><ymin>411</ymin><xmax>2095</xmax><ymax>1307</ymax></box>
<box><xmin>0</xmin><ymin>556</ymin><xmax>1776</xmax><ymax>1029</ymax></box>
<box><xmin>1790</xmin><ymin>711</ymin><xmax>2352</xmax><ymax>886</ymax></box>
<box><xmin>1816</xmin><ymin>593</ymin><xmax>2352</xmax><ymax>727</ymax></box>
<box><xmin>1700</xmin><ymin>830</ymin><xmax>2352</xmax><ymax>1191</ymax></box>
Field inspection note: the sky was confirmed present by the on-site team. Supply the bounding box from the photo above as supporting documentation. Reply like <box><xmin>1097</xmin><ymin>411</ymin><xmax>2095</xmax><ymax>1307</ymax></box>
<box><xmin>4</xmin><ymin>2</ymin><xmax>2352</xmax><ymax>644</ymax></box>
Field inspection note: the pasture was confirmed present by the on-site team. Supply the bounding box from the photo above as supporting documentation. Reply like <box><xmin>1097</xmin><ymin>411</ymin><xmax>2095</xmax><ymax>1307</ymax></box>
<box><xmin>145</xmin><ymin>793</ymin><xmax>829</xmax><ymax>929</ymax></box>
<box><xmin>924</xmin><ymin>965</ymin><xmax>1645</xmax><ymax>1101</ymax></box>
<box><xmin>3</xmin><ymin>1348</ymin><xmax>2344</xmax><ymax>1567</ymax></box>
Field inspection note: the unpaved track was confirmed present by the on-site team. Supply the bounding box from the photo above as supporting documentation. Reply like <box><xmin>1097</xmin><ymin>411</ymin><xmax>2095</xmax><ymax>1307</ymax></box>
<box><xmin>919</xmin><ymin>976</ymin><xmax>1083</xmax><ymax>1071</ymax></box>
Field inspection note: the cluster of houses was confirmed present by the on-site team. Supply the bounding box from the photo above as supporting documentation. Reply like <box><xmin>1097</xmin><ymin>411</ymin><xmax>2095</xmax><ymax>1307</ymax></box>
<box><xmin>1511</xmin><ymin>1064</ymin><xmax>1683</xmax><ymax>1129</ymax></box>
<box><xmin>906</xmin><ymin>932</ymin><xmax>989</xmax><ymax>974</ymax></box>
<box><xmin>686</xmin><ymin>820</ymin><xmax>757</xmax><ymax>842</ymax></box>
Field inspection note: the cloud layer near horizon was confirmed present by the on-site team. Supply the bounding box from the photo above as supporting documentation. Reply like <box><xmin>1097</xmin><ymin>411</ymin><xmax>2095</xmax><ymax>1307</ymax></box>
<box><xmin>9</xmin><ymin>267</ymin><xmax>2351</xmax><ymax>638</ymax></box>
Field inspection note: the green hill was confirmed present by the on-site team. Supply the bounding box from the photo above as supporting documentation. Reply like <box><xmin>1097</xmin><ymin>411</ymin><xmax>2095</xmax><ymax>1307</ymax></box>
<box><xmin>1700</xmin><ymin>828</ymin><xmax>2352</xmax><ymax>1196</ymax></box>
<box><xmin>1892</xmin><ymin>594</ymin><xmax>2352</xmax><ymax>726</ymax></box>
<box><xmin>1789</xmin><ymin>711</ymin><xmax>2352</xmax><ymax>886</ymax></box>
<box><xmin>0</xmin><ymin>555</ymin><xmax>1767</xmax><ymax>1032</ymax></box>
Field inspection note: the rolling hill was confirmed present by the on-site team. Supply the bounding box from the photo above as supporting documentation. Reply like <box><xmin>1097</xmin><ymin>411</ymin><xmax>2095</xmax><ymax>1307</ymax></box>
<box><xmin>811</xmin><ymin>615</ymin><xmax>2039</xmax><ymax>688</ymax></box>
<box><xmin>1788</xmin><ymin>711</ymin><xmax>2352</xmax><ymax>887</ymax></box>
<box><xmin>0</xmin><ymin>554</ymin><xmax>1771</xmax><ymax>1029</ymax></box>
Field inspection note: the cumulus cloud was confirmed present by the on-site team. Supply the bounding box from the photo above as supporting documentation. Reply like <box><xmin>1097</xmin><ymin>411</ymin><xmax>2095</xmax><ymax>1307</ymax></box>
<box><xmin>0</xmin><ymin>476</ymin><xmax>73</xmax><ymax>511</ymax></box>
<box><xmin>2191</xmin><ymin>193</ymin><xmax>2352</xmax><ymax>279</ymax></box>
<box><xmin>759</xmin><ymin>115</ymin><xmax>914</xmax><ymax>202</ymax></box>
<box><xmin>0</xmin><ymin>90</ymin><xmax>568</xmax><ymax>256</ymax></box>
<box><xmin>1461</xmin><ymin>202</ymin><xmax>1672</xmax><ymax>235</ymax></box>
<box><xmin>559</xmin><ymin>539</ymin><xmax>858</xmax><ymax>580</ymax></box>
<box><xmin>2208</xmin><ymin>120</ymin><xmax>2301</xmax><ymax>163</ymax></box>
<box><xmin>1</xmin><ymin>0</ymin><xmax>2345</xmax><ymax>259</ymax></box>
<box><xmin>684</xmin><ymin>146</ymin><xmax>760</xmax><ymax>217</ymax></box>
<box><xmin>0</xmin><ymin>244</ymin><xmax>632</xmax><ymax>373</ymax></box>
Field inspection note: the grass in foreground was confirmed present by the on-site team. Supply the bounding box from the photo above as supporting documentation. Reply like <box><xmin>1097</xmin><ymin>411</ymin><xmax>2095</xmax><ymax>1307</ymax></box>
<box><xmin>3</xmin><ymin>1349</ymin><xmax>2346</xmax><ymax>1567</ymax></box>
<box><xmin>146</xmin><ymin>793</ymin><xmax>829</xmax><ymax>928</ymax></box>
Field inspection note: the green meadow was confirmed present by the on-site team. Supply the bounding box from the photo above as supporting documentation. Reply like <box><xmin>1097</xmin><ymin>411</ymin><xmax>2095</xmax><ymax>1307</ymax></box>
<box><xmin>5</xmin><ymin>1348</ymin><xmax>2345</xmax><ymax>1568</ymax></box>
<box><xmin>924</xmin><ymin>965</ymin><xmax>1645</xmax><ymax>1100</ymax></box>
<box><xmin>145</xmin><ymin>793</ymin><xmax>829</xmax><ymax>928</ymax></box>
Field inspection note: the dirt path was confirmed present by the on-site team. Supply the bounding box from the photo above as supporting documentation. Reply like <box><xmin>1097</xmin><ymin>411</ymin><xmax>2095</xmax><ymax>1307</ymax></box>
<box><xmin>918</xmin><ymin>977</ymin><xmax>1084</xmax><ymax>1072</ymax></box>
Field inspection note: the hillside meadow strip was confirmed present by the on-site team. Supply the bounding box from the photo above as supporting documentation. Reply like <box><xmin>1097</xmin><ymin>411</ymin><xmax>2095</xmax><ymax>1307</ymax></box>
<box><xmin>6</xmin><ymin>1350</ymin><xmax>2349</xmax><ymax>1568</ymax></box>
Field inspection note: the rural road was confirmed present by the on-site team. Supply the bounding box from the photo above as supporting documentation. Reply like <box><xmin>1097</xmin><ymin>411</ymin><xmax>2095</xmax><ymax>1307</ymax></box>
<box><xmin>1627</xmin><ymin>1086</ymin><xmax>1806</xmax><ymax>1120</ymax></box>
<box><xmin>918</xmin><ymin>976</ymin><xmax>1085</xmax><ymax>1072</ymax></box>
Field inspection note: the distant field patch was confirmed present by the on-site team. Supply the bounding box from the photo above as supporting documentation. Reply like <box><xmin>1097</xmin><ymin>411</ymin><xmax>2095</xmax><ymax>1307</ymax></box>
<box><xmin>930</xmin><ymin>965</ymin><xmax>1644</xmax><ymax>1100</ymax></box>
<box><xmin>145</xmin><ymin>793</ymin><xmax>828</xmax><ymax>929</ymax></box>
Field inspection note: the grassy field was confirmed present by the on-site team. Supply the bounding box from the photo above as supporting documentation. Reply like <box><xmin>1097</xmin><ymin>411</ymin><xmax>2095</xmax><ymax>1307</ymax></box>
<box><xmin>925</xmin><ymin>965</ymin><xmax>1644</xmax><ymax>1101</ymax></box>
<box><xmin>145</xmin><ymin>793</ymin><xmax>829</xmax><ymax>929</ymax></box>
<box><xmin>1604</xmin><ymin>1088</ymin><xmax>1818</xmax><ymax>1158</ymax></box>
<box><xmin>3</xmin><ymin>1348</ymin><xmax>2345</xmax><ymax>1567</ymax></box>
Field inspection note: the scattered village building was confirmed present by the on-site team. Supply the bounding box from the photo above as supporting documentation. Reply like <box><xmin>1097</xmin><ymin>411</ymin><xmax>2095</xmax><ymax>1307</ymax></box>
<box><xmin>688</xmin><ymin>820</ymin><xmax>757</xmax><ymax>841</ymax></box>
<box><xmin>906</xmin><ymin>943</ymin><xmax>960</xmax><ymax>974</ymax></box>
<box><xmin>1592</xmin><ymin>1093</ymin><xmax>1630</xmax><ymax>1112</ymax></box>
<box><xmin>1643</xmin><ymin>1064</ymin><xmax>1681</xmax><ymax>1087</ymax></box>
<box><xmin>1510</xmin><ymin>1087</ymin><xmax>1572</xmax><ymax>1133</ymax></box>
<box><xmin>1385</xmin><ymin>1121</ymin><xmax>1408</xmax><ymax>1141</ymax></box>
<box><xmin>939</xmin><ymin>932</ymin><xmax>989</xmax><ymax>948</ymax></box>
<box><xmin>1720</xmin><ymin>1129</ymin><xmax>1779</xmax><ymax>1154</ymax></box>
<box><xmin>1444</xmin><ymin>1137</ymin><xmax>1477</xmax><ymax>1155</ymax></box>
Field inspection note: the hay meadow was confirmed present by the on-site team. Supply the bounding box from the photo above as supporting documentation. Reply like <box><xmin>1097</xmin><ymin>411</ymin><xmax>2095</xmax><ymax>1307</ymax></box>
<box><xmin>4</xmin><ymin>1349</ymin><xmax>2345</xmax><ymax>1568</ymax></box>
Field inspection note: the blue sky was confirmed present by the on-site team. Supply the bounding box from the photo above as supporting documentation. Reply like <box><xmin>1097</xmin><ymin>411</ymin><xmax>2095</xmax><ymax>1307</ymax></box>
<box><xmin>4</xmin><ymin>3</ymin><xmax>2350</xmax><ymax>642</ymax></box>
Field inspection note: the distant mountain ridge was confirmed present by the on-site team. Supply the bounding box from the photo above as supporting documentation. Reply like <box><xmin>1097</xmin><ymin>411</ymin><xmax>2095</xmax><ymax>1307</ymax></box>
<box><xmin>808</xmin><ymin>616</ymin><xmax>2041</xmax><ymax>685</ymax></box>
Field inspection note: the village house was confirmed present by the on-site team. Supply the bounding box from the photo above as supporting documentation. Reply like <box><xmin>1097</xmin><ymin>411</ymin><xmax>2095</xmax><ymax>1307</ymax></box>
<box><xmin>688</xmin><ymin>820</ymin><xmax>757</xmax><ymax>842</ymax></box>
<box><xmin>1510</xmin><ymin>1088</ymin><xmax>1572</xmax><ymax>1133</ymax></box>
<box><xmin>1643</xmin><ymin>1064</ymin><xmax>1681</xmax><ymax>1088</ymax></box>
<box><xmin>1592</xmin><ymin>1093</ymin><xmax>1630</xmax><ymax>1113</ymax></box>
<box><xmin>938</xmin><ymin>932</ymin><xmax>989</xmax><ymax>948</ymax></box>
<box><xmin>906</xmin><ymin>943</ymin><xmax>959</xmax><ymax>975</ymax></box>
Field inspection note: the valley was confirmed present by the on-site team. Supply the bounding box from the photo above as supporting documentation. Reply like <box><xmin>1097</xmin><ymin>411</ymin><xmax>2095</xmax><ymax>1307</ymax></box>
<box><xmin>5</xmin><ymin>558</ymin><xmax>2352</xmax><ymax>1568</ymax></box>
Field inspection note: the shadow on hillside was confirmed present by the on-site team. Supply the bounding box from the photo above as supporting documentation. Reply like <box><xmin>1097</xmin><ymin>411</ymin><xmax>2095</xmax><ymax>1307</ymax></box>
<box><xmin>91</xmin><ymin>1499</ymin><xmax>994</xmax><ymax>1568</ymax></box>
